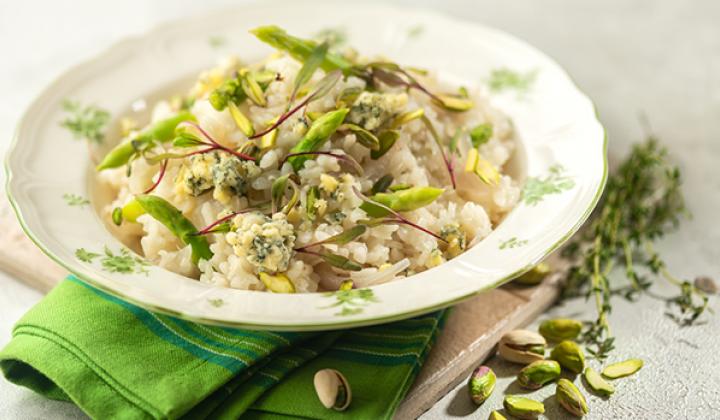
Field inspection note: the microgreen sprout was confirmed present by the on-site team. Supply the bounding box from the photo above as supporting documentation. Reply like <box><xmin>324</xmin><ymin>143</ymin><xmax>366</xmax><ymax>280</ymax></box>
<box><xmin>250</xmin><ymin>69</ymin><xmax>342</xmax><ymax>139</ymax></box>
<box><xmin>420</xmin><ymin>115</ymin><xmax>456</xmax><ymax>189</ymax></box>
<box><xmin>279</xmin><ymin>151</ymin><xmax>363</xmax><ymax>175</ymax></box>
<box><xmin>353</xmin><ymin>187</ymin><xmax>446</xmax><ymax>243</ymax></box>
<box><xmin>143</xmin><ymin>159</ymin><xmax>168</xmax><ymax>194</ymax></box>
<box><xmin>192</xmin><ymin>208</ymin><xmax>259</xmax><ymax>236</ymax></box>
<box><xmin>175</xmin><ymin>121</ymin><xmax>256</xmax><ymax>161</ymax></box>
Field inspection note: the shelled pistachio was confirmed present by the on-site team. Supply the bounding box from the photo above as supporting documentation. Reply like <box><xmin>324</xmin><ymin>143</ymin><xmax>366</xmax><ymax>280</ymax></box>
<box><xmin>550</xmin><ymin>340</ymin><xmax>585</xmax><ymax>374</ymax></box>
<box><xmin>539</xmin><ymin>318</ymin><xmax>583</xmax><ymax>342</ymax></box>
<box><xmin>517</xmin><ymin>360</ymin><xmax>561</xmax><ymax>390</ymax></box>
<box><xmin>556</xmin><ymin>378</ymin><xmax>588</xmax><ymax>417</ymax></box>
<box><xmin>468</xmin><ymin>366</ymin><xmax>496</xmax><ymax>405</ymax></box>
<box><xmin>503</xmin><ymin>395</ymin><xmax>545</xmax><ymax>419</ymax></box>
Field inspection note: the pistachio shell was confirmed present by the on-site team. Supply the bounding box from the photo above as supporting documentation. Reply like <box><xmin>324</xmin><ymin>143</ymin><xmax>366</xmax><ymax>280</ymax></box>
<box><xmin>503</xmin><ymin>395</ymin><xmax>545</xmax><ymax>419</ymax></box>
<box><xmin>498</xmin><ymin>330</ymin><xmax>546</xmax><ymax>364</ymax></box>
<box><xmin>313</xmin><ymin>369</ymin><xmax>351</xmax><ymax>411</ymax></box>
<box><xmin>539</xmin><ymin>318</ymin><xmax>583</xmax><ymax>342</ymax></box>
<box><xmin>550</xmin><ymin>340</ymin><xmax>585</xmax><ymax>374</ymax></box>
<box><xmin>488</xmin><ymin>410</ymin><xmax>507</xmax><ymax>420</ymax></box>
<box><xmin>517</xmin><ymin>360</ymin><xmax>561</xmax><ymax>389</ymax></box>
<box><xmin>556</xmin><ymin>378</ymin><xmax>588</xmax><ymax>417</ymax></box>
<box><xmin>514</xmin><ymin>262</ymin><xmax>550</xmax><ymax>285</ymax></box>
<box><xmin>583</xmin><ymin>367</ymin><xmax>615</xmax><ymax>396</ymax></box>
<box><xmin>602</xmin><ymin>358</ymin><xmax>643</xmax><ymax>379</ymax></box>
<box><xmin>468</xmin><ymin>365</ymin><xmax>496</xmax><ymax>405</ymax></box>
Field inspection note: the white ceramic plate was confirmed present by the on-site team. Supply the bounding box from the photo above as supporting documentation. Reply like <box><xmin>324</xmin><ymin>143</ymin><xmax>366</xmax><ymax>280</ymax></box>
<box><xmin>5</xmin><ymin>1</ymin><xmax>606</xmax><ymax>331</ymax></box>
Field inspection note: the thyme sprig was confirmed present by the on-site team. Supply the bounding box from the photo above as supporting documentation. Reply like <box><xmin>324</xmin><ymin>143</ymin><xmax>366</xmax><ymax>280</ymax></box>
<box><xmin>561</xmin><ymin>137</ymin><xmax>708</xmax><ymax>360</ymax></box>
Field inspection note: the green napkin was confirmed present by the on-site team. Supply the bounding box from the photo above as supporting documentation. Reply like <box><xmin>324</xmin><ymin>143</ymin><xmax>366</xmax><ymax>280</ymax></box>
<box><xmin>0</xmin><ymin>277</ymin><xmax>446</xmax><ymax>419</ymax></box>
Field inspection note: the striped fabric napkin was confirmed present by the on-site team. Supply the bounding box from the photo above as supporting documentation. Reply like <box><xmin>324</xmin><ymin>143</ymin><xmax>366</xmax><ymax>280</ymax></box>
<box><xmin>0</xmin><ymin>277</ymin><xmax>445</xmax><ymax>419</ymax></box>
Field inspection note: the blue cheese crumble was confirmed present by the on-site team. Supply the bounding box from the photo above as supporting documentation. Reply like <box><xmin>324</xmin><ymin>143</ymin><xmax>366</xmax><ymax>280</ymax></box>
<box><xmin>225</xmin><ymin>211</ymin><xmax>296</xmax><ymax>273</ymax></box>
<box><xmin>348</xmin><ymin>91</ymin><xmax>408</xmax><ymax>131</ymax></box>
<box><xmin>175</xmin><ymin>151</ymin><xmax>260</xmax><ymax>203</ymax></box>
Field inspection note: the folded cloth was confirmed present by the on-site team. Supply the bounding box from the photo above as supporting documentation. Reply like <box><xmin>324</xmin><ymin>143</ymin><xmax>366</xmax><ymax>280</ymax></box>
<box><xmin>0</xmin><ymin>277</ymin><xmax>446</xmax><ymax>419</ymax></box>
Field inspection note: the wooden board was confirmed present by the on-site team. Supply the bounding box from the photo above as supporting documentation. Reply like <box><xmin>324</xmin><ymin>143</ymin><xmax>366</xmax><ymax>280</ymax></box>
<box><xmin>0</xmin><ymin>198</ymin><xmax>560</xmax><ymax>419</ymax></box>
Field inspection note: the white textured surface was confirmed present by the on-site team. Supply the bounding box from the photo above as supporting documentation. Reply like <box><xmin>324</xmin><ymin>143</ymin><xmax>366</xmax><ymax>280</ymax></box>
<box><xmin>0</xmin><ymin>0</ymin><xmax>718</xmax><ymax>419</ymax></box>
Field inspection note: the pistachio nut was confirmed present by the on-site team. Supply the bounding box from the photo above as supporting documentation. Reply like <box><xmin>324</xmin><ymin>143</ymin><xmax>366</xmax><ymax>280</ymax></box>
<box><xmin>517</xmin><ymin>360</ymin><xmax>561</xmax><ymax>390</ymax></box>
<box><xmin>498</xmin><ymin>330</ymin><xmax>546</xmax><ymax>364</ymax></box>
<box><xmin>468</xmin><ymin>365</ymin><xmax>496</xmax><ymax>405</ymax></box>
<box><xmin>313</xmin><ymin>369</ymin><xmax>351</xmax><ymax>411</ymax></box>
<box><xmin>583</xmin><ymin>367</ymin><xmax>615</xmax><ymax>397</ymax></box>
<box><xmin>514</xmin><ymin>262</ymin><xmax>550</xmax><ymax>286</ymax></box>
<box><xmin>503</xmin><ymin>395</ymin><xmax>545</xmax><ymax>419</ymax></box>
<box><xmin>556</xmin><ymin>378</ymin><xmax>589</xmax><ymax>417</ymax></box>
<box><xmin>602</xmin><ymin>358</ymin><xmax>643</xmax><ymax>379</ymax></box>
<box><xmin>538</xmin><ymin>318</ymin><xmax>583</xmax><ymax>342</ymax></box>
<box><xmin>488</xmin><ymin>410</ymin><xmax>507</xmax><ymax>420</ymax></box>
<box><xmin>550</xmin><ymin>340</ymin><xmax>585</xmax><ymax>374</ymax></box>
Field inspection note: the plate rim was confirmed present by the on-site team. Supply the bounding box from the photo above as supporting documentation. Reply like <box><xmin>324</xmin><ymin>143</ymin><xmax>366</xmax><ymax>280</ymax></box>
<box><xmin>4</xmin><ymin>1</ymin><xmax>608</xmax><ymax>331</ymax></box>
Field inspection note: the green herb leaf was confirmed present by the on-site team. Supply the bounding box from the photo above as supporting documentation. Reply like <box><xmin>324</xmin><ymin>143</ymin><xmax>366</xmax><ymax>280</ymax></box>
<box><xmin>112</xmin><ymin>207</ymin><xmax>123</xmax><ymax>226</ymax></box>
<box><xmin>310</xmin><ymin>69</ymin><xmax>343</xmax><ymax>102</ymax></box>
<box><xmin>448</xmin><ymin>128</ymin><xmax>463</xmax><ymax>156</ymax></box>
<box><xmin>282</xmin><ymin>179</ymin><xmax>300</xmax><ymax>214</ymax></box>
<box><xmin>469</xmin><ymin>123</ymin><xmax>493</xmax><ymax>147</ymax></box>
<box><xmin>336</xmin><ymin>86</ymin><xmax>363</xmax><ymax>108</ymax></box>
<box><xmin>311</xmin><ymin>225</ymin><xmax>368</xmax><ymax>248</ymax></box>
<box><xmin>290</xmin><ymin>42</ymin><xmax>329</xmax><ymax>105</ymax></box>
<box><xmin>390</xmin><ymin>108</ymin><xmax>424</xmax><ymax>129</ymax></box>
<box><xmin>420</xmin><ymin>115</ymin><xmax>456</xmax><ymax>188</ymax></box>
<box><xmin>370</xmin><ymin>130</ymin><xmax>400</xmax><ymax>159</ymax></box>
<box><xmin>371</xmin><ymin>175</ymin><xmax>394</xmax><ymax>194</ymax></box>
<box><xmin>271</xmin><ymin>174</ymin><xmax>290</xmax><ymax>214</ymax></box>
<box><xmin>320</xmin><ymin>252</ymin><xmax>363</xmax><ymax>271</ymax></box>
<box><xmin>342</xmin><ymin>123</ymin><xmax>380</xmax><ymax>151</ymax></box>
<box><xmin>172</xmin><ymin>135</ymin><xmax>204</xmax><ymax>148</ymax></box>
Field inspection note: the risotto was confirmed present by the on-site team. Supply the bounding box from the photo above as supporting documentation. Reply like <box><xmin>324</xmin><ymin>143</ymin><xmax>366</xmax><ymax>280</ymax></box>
<box><xmin>98</xmin><ymin>26</ymin><xmax>521</xmax><ymax>293</ymax></box>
